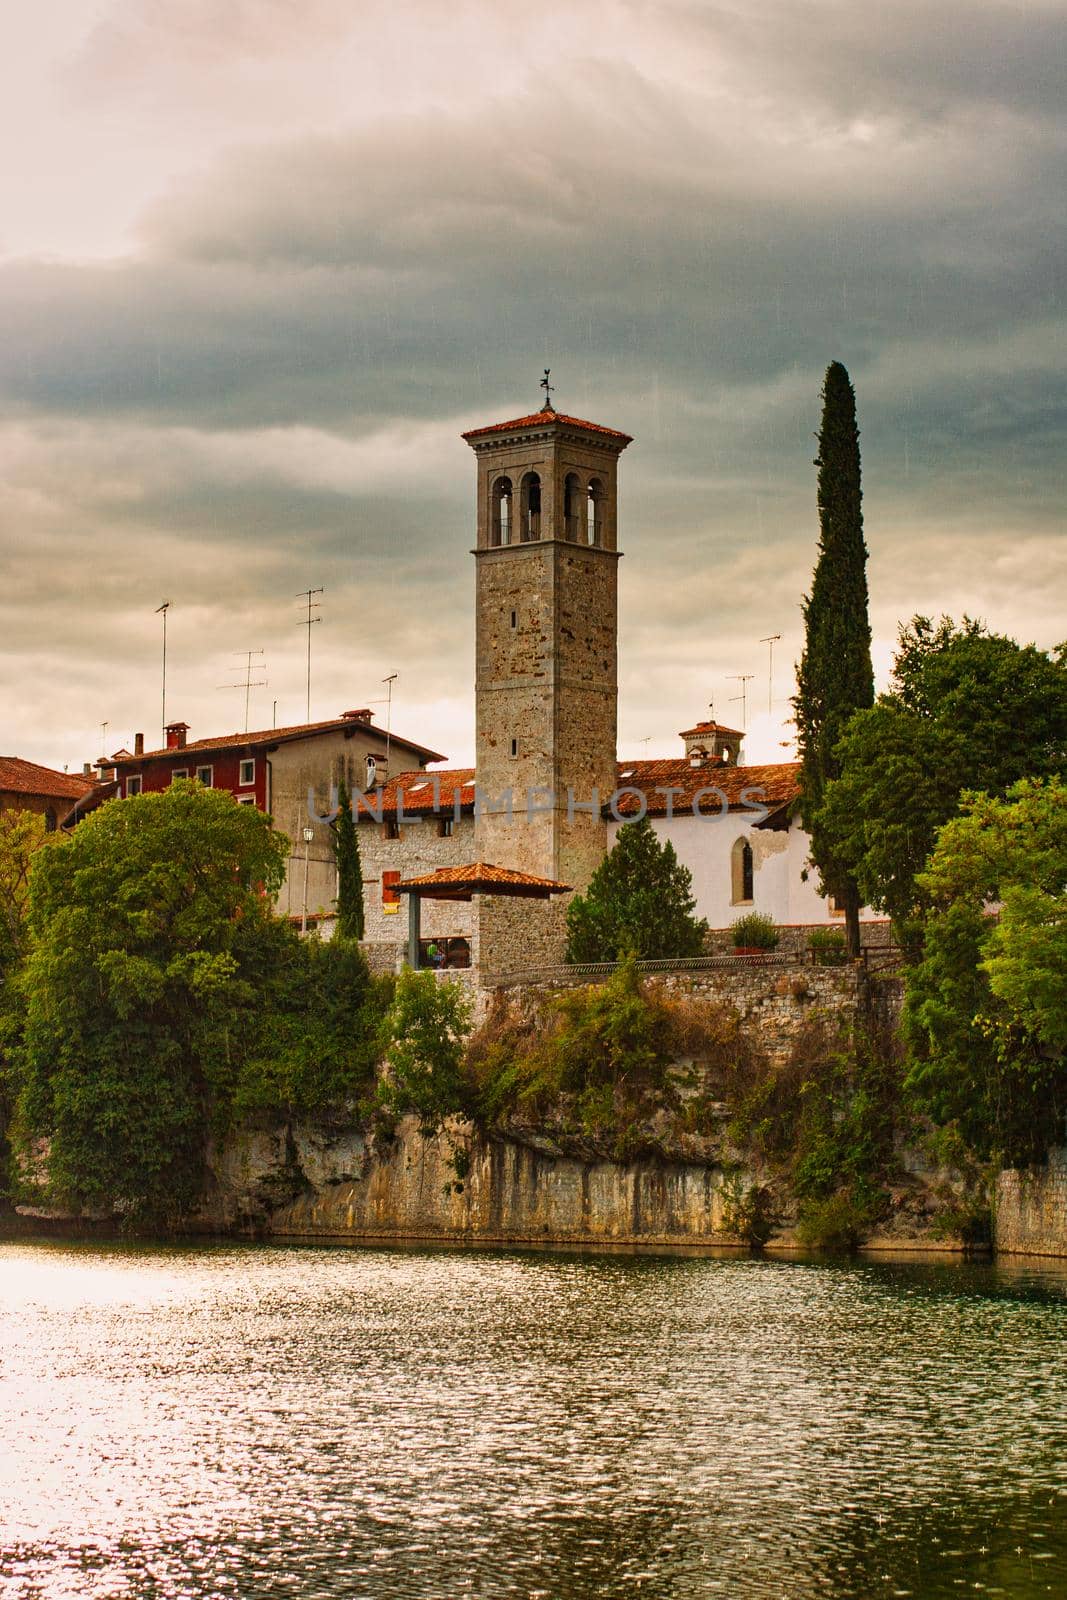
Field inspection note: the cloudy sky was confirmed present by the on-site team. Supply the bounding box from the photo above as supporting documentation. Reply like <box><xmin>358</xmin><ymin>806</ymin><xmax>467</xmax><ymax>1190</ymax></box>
<box><xmin>2</xmin><ymin>0</ymin><xmax>1064</xmax><ymax>774</ymax></box>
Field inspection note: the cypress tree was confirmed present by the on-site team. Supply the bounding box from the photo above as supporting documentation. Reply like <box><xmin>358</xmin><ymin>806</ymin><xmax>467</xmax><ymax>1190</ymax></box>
<box><xmin>794</xmin><ymin>361</ymin><xmax>874</xmax><ymax>956</ymax></box>
<box><xmin>333</xmin><ymin>781</ymin><xmax>365</xmax><ymax>941</ymax></box>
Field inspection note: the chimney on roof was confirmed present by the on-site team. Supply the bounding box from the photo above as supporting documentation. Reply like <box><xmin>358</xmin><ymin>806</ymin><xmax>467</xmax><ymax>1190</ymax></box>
<box><xmin>82</xmin><ymin>762</ymin><xmax>91</xmax><ymax>776</ymax></box>
<box><xmin>342</xmin><ymin>708</ymin><xmax>373</xmax><ymax>724</ymax></box>
<box><xmin>134</xmin><ymin>732</ymin><xmax>144</xmax><ymax>756</ymax></box>
<box><xmin>165</xmin><ymin>721</ymin><xmax>189</xmax><ymax>750</ymax></box>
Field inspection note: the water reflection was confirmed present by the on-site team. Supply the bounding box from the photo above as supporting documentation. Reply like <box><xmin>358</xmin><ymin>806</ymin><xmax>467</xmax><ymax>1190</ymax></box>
<box><xmin>0</xmin><ymin>1241</ymin><xmax>1064</xmax><ymax>1597</ymax></box>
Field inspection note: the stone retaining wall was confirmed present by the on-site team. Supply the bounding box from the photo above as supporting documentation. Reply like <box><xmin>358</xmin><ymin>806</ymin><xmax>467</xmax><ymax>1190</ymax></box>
<box><xmin>481</xmin><ymin>961</ymin><xmax>868</xmax><ymax>1061</ymax></box>
<box><xmin>995</xmin><ymin>1147</ymin><xmax>1067</xmax><ymax>1257</ymax></box>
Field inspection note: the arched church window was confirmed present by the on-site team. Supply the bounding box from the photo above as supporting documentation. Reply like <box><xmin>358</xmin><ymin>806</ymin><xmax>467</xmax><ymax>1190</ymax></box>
<box><xmin>520</xmin><ymin>472</ymin><xmax>541</xmax><ymax>540</ymax></box>
<box><xmin>491</xmin><ymin>477</ymin><xmax>512</xmax><ymax>546</ymax></box>
<box><xmin>587</xmin><ymin>478</ymin><xmax>604</xmax><ymax>545</ymax></box>
<box><xmin>731</xmin><ymin>836</ymin><xmax>754</xmax><ymax>904</ymax></box>
<box><xmin>564</xmin><ymin>473</ymin><xmax>581</xmax><ymax>541</ymax></box>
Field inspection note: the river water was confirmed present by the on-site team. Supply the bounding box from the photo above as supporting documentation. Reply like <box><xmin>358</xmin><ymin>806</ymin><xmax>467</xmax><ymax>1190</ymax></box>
<box><xmin>1</xmin><ymin>1240</ymin><xmax>1065</xmax><ymax>1599</ymax></box>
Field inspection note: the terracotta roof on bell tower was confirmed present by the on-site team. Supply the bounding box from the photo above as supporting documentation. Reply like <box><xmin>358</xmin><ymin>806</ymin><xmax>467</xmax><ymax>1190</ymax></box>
<box><xmin>462</xmin><ymin>407</ymin><xmax>632</xmax><ymax>444</ymax></box>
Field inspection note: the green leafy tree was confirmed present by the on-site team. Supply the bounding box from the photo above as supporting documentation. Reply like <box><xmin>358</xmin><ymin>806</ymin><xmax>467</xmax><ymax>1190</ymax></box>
<box><xmin>794</xmin><ymin>360</ymin><xmax>875</xmax><ymax>956</ymax></box>
<box><xmin>228</xmin><ymin>917</ymin><xmax>389</xmax><ymax>1120</ymax></box>
<box><xmin>379</xmin><ymin>968</ymin><xmax>472</xmax><ymax>1135</ymax></box>
<box><xmin>333</xmin><ymin>781</ymin><xmax>365</xmax><ymax>940</ymax></box>
<box><xmin>820</xmin><ymin>618</ymin><xmax>1067</xmax><ymax>940</ymax></box>
<box><xmin>0</xmin><ymin>810</ymin><xmax>49</xmax><ymax>1192</ymax></box>
<box><xmin>564</xmin><ymin>817</ymin><xmax>707</xmax><ymax>963</ymax></box>
<box><xmin>14</xmin><ymin>781</ymin><xmax>288</xmax><ymax>1223</ymax></box>
<box><xmin>904</xmin><ymin>777</ymin><xmax>1067</xmax><ymax>1163</ymax></box>
<box><xmin>0</xmin><ymin>809</ymin><xmax>49</xmax><ymax>975</ymax></box>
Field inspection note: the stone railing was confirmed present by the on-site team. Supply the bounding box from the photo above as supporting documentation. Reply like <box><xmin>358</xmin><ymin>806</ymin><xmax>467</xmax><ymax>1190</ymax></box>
<box><xmin>481</xmin><ymin>950</ymin><xmax>804</xmax><ymax>989</ymax></box>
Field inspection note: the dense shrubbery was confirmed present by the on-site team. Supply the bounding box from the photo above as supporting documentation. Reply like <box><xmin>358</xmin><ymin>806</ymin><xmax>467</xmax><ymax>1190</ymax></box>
<box><xmin>807</xmin><ymin>928</ymin><xmax>847</xmax><ymax>966</ymax></box>
<box><xmin>730</xmin><ymin>913</ymin><xmax>779</xmax><ymax>951</ymax></box>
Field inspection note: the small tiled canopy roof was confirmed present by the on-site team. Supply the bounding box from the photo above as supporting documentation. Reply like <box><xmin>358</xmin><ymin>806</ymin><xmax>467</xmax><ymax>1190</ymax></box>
<box><xmin>397</xmin><ymin>862</ymin><xmax>572</xmax><ymax>901</ymax></box>
<box><xmin>462</xmin><ymin>407</ymin><xmax>632</xmax><ymax>444</ymax></box>
<box><xmin>0</xmin><ymin>756</ymin><xmax>94</xmax><ymax>802</ymax></box>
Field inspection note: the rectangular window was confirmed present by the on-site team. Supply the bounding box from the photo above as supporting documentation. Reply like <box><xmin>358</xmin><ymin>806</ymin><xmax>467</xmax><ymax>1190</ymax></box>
<box><xmin>384</xmin><ymin>818</ymin><xmax>399</xmax><ymax>840</ymax></box>
<box><xmin>239</xmin><ymin>758</ymin><xmax>256</xmax><ymax>786</ymax></box>
<box><xmin>236</xmin><ymin>795</ymin><xmax>255</xmax><ymax>806</ymax></box>
<box><xmin>510</xmin><ymin>738</ymin><xmax>518</xmax><ymax>757</ymax></box>
<box><xmin>510</xmin><ymin>610</ymin><xmax>517</xmax><ymax>629</ymax></box>
<box><xmin>382</xmin><ymin>869</ymin><xmax>401</xmax><ymax>906</ymax></box>
<box><xmin>196</xmin><ymin>765</ymin><xmax>213</xmax><ymax>787</ymax></box>
<box><xmin>171</xmin><ymin>768</ymin><xmax>188</xmax><ymax>782</ymax></box>
<box><xmin>126</xmin><ymin>776</ymin><xmax>142</xmax><ymax>797</ymax></box>
<box><xmin>436</xmin><ymin>816</ymin><xmax>453</xmax><ymax>838</ymax></box>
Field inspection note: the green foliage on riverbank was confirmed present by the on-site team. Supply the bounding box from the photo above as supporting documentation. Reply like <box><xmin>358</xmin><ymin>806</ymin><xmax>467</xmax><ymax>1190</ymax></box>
<box><xmin>2</xmin><ymin>784</ymin><xmax>392</xmax><ymax>1224</ymax></box>
<box><xmin>465</xmin><ymin>955</ymin><xmax>734</xmax><ymax>1160</ymax></box>
<box><xmin>725</xmin><ymin>1009</ymin><xmax>903</xmax><ymax>1244</ymax></box>
<box><xmin>904</xmin><ymin>776</ymin><xmax>1067</xmax><ymax>1165</ymax></box>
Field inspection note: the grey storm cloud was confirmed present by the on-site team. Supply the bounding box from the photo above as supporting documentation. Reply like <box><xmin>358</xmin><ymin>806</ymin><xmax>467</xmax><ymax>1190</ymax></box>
<box><xmin>0</xmin><ymin>0</ymin><xmax>1064</xmax><ymax>771</ymax></box>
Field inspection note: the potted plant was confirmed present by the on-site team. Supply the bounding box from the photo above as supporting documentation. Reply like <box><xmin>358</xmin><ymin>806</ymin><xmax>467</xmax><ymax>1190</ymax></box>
<box><xmin>731</xmin><ymin>912</ymin><xmax>779</xmax><ymax>955</ymax></box>
<box><xmin>808</xmin><ymin>927</ymin><xmax>847</xmax><ymax>967</ymax></box>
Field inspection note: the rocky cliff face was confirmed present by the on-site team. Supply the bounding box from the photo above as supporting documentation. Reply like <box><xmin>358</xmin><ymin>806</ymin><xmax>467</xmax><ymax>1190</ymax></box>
<box><xmin>198</xmin><ymin>1116</ymin><xmax>735</xmax><ymax>1244</ymax></box>
<box><xmin>194</xmin><ymin>1113</ymin><xmax>971</xmax><ymax>1251</ymax></box>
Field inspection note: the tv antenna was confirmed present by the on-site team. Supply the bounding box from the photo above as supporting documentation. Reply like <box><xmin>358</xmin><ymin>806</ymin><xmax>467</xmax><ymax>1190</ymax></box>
<box><xmin>382</xmin><ymin>672</ymin><xmax>398</xmax><ymax>765</ymax></box>
<box><xmin>155</xmin><ymin>601</ymin><xmax>170</xmax><ymax>741</ymax></box>
<box><xmin>759</xmin><ymin>634</ymin><xmax>782</xmax><ymax>715</ymax></box>
<box><xmin>728</xmin><ymin>674</ymin><xmax>754</xmax><ymax>729</ymax></box>
<box><xmin>99</xmin><ymin>720</ymin><xmax>109</xmax><ymax>761</ymax></box>
<box><xmin>296</xmin><ymin>587</ymin><xmax>323</xmax><ymax>722</ymax></box>
<box><xmin>217</xmin><ymin>649</ymin><xmax>267</xmax><ymax>733</ymax></box>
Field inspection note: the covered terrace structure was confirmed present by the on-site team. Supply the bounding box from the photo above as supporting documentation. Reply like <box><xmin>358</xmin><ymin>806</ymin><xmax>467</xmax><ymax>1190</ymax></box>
<box><xmin>397</xmin><ymin>862</ymin><xmax>571</xmax><ymax>970</ymax></box>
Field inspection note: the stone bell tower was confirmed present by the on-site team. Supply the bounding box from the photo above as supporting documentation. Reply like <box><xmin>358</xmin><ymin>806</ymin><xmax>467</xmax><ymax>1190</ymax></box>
<box><xmin>462</xmin><ymin>385</ymin><xmax>632</xmax><ymax>892</ymax></box>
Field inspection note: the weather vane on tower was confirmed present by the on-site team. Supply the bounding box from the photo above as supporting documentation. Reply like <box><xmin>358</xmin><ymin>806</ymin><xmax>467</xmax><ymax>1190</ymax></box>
<box><xmin>540</xmin><ymin>368</ymin><xmax>555</xmax><ymax>411</ymax></box>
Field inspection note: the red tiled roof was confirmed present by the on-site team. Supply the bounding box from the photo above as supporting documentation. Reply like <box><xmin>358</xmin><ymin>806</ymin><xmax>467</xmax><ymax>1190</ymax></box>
<box><xmin>613</xmin><ymin>759</ymin><xmax>801</xmax><ymax>817</ymax></box>
<box><xmin>112</xmin><ymin>715</ymin><xmax>445</xmax><ymax>767</ymax></box>
<box><xmin>359</xmin><ymin>767</ymin><xmax>476</xmax><ymax>817</ymax></box>
<box><xmin>399</xmin><ymin>862</ymin><xmax>571</xmax><ymax>898</ymax></box>
<box><xmin>365</xmin><ymin>761</ymin><xmax>800</xmax><ymax>819</ymax></box>
<box><xmin>679</xmin><ymin>720</ymin><xmax>744</xmax><ymax>739</ymax></box>
<box><xmin>0</xmin><ymin>757</ymin><xmax>94</xmax><ymax>802</ymax></box>
<box><xmin>462</xmin><ymin>407</ymin><xmax>632</xmax><ymax>444</ymax></box>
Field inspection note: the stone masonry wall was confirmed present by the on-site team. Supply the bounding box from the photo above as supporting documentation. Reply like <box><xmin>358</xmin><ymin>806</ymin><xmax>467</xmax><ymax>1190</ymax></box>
<box><xmin>996</xmin><ymin>1147</ymin><xmax>1067</xmax><ymax>1257</ymax></box>
<box><xmin>357</xmin><ymin>812</ymin><xmax>476</xmax><ymax>948</ymax></box>
<box><xmin>482</xmin><ymin>962</ymin><xmax>867</xmax><ymax>1061</ymax></box>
